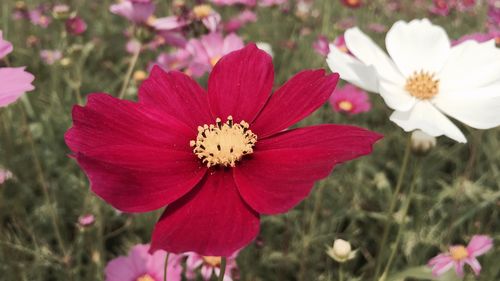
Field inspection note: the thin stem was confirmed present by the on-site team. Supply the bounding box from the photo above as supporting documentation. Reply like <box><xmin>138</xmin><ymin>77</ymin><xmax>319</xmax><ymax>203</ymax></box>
<box><xmin>373</xmin><ymin>136</ymin><xmax>412</xmax><ymax>280</ymax></box>
<box><xmin>163</xmin><ymin>253</ymin><xmax>170</xmax><ymax>281</ymax></box>
<box><xmin>218</xmin><ymin>257</ymin><xmax>227</xmax><ymax>281</ymax></box>
<box><xmin>378</xmin><ymin>159</ymin><xmax>422</xmax><ymax>281</ymax></box>
<box><xmin>338</xmin><ymin>264</ymin><xmax>344</xmax><ymax>281</ymax></box>
<box><xmin>118</xmin><ymin>42</ymin><xmax>141</xmax><ymax>99</ymax></box>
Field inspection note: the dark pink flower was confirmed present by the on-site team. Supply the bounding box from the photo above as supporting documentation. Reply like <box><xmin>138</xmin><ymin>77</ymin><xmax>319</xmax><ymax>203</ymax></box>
<box><xmin>65</xmin><ymin>44</ymin><xmax>381</xmax><ymax>256</ymax></box>
<box><xmin>66</xmin><ymin>16</ymin><xmax>87</xmax><ymax>36</ymax></box>
<box><xmin>329</xmin><ymin>84</ymin><xmax>371</xmax><ymax>115</ymax></box>
<box><xmin>428</xmin><ymin>235</ymin><xmax>493</xmax><ymax>278</ymax></box>
<box><xmin>105</xmin><ymin>244</ymin><xmax>182</xmax><ymax>281</ymax></box>
<box><xmin>430</xmin><ymin>0</ymin><xmax>453</xmax><ymax>16</ymax></box>
<box><xmin>185</xmin><ymin>250</ymin><xmax>239</xmax><ymax>280</ymax></box>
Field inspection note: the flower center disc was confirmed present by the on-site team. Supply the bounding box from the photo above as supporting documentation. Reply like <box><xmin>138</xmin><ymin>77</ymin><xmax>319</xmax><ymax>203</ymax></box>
<box><xmin>190</xmin><ymin>116</ymin><xmax>257</xmax><ymax>167</ymax></box>
<box><xmin>202</xmin><ymin>256</ymin><xmax>222</xmax><ymax>267</ymax></box>
<box><xmin>450</xmin><ymin>245</ymin><xmax>469</xmax><ymax>261</ymax></box>
<box><xmin>405</xmin><ymin>71</ymin><xmax>439</xmax><ymax>100</ymax></box>
<box><xmin>136</xmin><ymin>274</ymin><xmax>155</xmax><ymax>281</ymax></box>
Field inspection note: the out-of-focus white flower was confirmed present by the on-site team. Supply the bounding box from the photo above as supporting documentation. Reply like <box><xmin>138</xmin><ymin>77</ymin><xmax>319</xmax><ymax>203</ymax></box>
<box><xmin>327</xmin><ymin>19</ymin><xmax>500</xmax><ymax>143</ymax></box>
<box><xmin>411</xmin><ymin>130</ymin><xmax>436</xmax><ymax>155</ymax></box>
<box><xmin>326</xmin><ymin>239</ymin><xmax>356</xmax><ymax>263</ymax></box>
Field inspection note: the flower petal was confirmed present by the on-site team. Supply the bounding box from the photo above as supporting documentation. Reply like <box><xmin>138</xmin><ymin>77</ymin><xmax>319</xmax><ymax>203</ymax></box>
<box><xmin>0</xmin><ymin>67</ymin><xmax>35</xmax><ymax>107</ymax></box>
<box><xmin>250</xmin><ymin>70</ymin><xmax>339</xmax><ymax>138</ymax></box>
<box><xmin>208</xmin><ymin>44</ymin><xmax>274</xmax><ymax>123</ymax></box>
<box><xmin>466</xmin><ymin>235</ymin><xmax>494</xmax><ymax>257</ymax></box>
<box><xmin>105</xmin><ymin>257</ymin><xmax>137</xmax><ymax>281</ymax></box>
<box><xmin>386</xmin><ymin>19</ymin><xmax>450</xmax><ymax>76</ymax></box>
<box><xmin>65</xmin><ymin>94</ymin><xmax>206</xmax><ymax>212</ymax></box>
<box><xmin>233</xmin><ymin>125</ymin><xmax>382</xmax><ymax>214</ymax></box>
<box><xmin>150</xmin><ymin>171</ymin><xmax>260</xmax><ymax>257</ymax></box>
<box><xmin>0</xmin><ymin>31</ymin><xmax>13</xmax><ymax>59</ymax></box>
<box><xmin>139</xmin><ymin>66</ymin><xmax>214</xmax><ymax>130</ymax></box>
<box><xmin>430</xmin><ymin>260</ymin><xmax>454</xmax><ymax>277</ymax></box>
<box><xmin>389</xmin><ymin>101</ymin><xmax>467</xmax><ymax>143</ymax></box>
<box><xmin>454</xmin><ymin>260</ymin><xmax>465</xmax><ymax>278</ymax></box>
<box><xmin>327</xmin><ymin>47</ymin><xmax>379</xmax><ymax>93</ymax></box>
<box><xmin>379</xmin><ymin>80</ymin><xmax>416</xmax><ymax>111</ymax></box>
<box><xmin>439</xmin><ymin>40</ymin><xmax>500</xmax><ymax>92</ymax></box>
<box><xmin>344</xmin><ymin>27</ymin><xmax>404</xmax><ymax>84</ymax></box>
<box><xmin>465</xmin><ymin>257</ymin><xmax>482</xmax><ymax>276</ymax></box>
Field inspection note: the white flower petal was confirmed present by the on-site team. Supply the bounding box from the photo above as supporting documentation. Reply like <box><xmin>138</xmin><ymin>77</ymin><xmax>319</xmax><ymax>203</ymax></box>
<box><xmin>390</xmin><ymin>101</ymin><xmax>467</xmax><ymax>143</ymax></box>
<box><xmin>386</xmin><ymin>19</ymin><xmax>451</xmax><ymax>76</ymax></box>
<box><xmin>326</xmin><ymin>47</ymin><xmax>378</xmax><ymax>92</ymax></box>
<box><xmin>379</xmin><ymin>80</ymin><xmax>416</xmax><ymax>111</ymax></box>
<box><xmin>439</xmin><ymin>40</ymin><xmax>500</xmax><ymax>92</ymax></box>
<box><xmin>433</xmin><ymin>84</ymin><xmax>500</xmax><ymax>129</ymax></box>
<box><xmin>344</xmin><ymin>27</ymin><xmax>404</xmax><ymax>84</ymax></box>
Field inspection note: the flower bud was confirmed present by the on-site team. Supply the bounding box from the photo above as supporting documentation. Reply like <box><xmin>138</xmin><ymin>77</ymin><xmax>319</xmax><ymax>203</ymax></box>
<box><xmin>326</xmin><ymin>239</ymin><xmax>356</xmax><ymax>263</ymax></box>
<box><xmin>411</xmin><ymin>130</ymin><xmax>436</xmax><ymax>156</ymax></box>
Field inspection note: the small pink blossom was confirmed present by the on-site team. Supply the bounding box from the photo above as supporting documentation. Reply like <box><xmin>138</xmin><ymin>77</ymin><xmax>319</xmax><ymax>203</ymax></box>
<box><xmin>78</xmin><ymin>214</ymin><xmax>95</xmax><ymax>227</ymax></box>
<box><xmin>313</xmin><ymin>35</ymin><xmax>330</xmax><ymax>57</ymax></box>
<box><xmin>28</xmin><ymin>7</ymin><xmax>51</xmax><ymax>28</ymax></box>
<box><xmin>329</xmin><ymin>84</ymin><xmax>371</xmax><ymax>115</ymax></box>
<box><xmin>428</xmin><ymin>235</ymin><xmax>493</xmax><ymax>278</ymax></box>
<box><xmin>185</xmin><ymin>251</ymin><xmax>239</xmax><ymax>281</ymax></box>
<box><xmin>40</xmin><ymin>50</ymin><xmax>62</xmax><ymax>65</ymax></box>
<box><xmin>66</xmin><ymin>16</ymin><xmax>87</xmax><ymax>35</ymax></box>
<box><xmin>224</xmin><ymin>10</ymin><xmax>257</xmax><ymax>32</ymax></box>
<box><xmin>105</xmin><ymin>244</ymin><xmax>182</xmax><ymax>281</ymax></box>
<box><xmin>186</xmin><ymin>32</ymin><xmax>244</xmax><ymax>77</ymax></box>
<box><xmin>110</xmin><ymin>0</ymin><xmax>155</xmax><ymax>24</ymax></box>
<box><xmin>0</xmin><ymin>31</ymin><xmax>13</xmax><ymax>59</ymax></box>
<box><xmin>332</xmin><ymin>35</ymin><xmax>352</xmax><ymax>55</ymax></box>
<box><xmin>0</xmin><ymin>169</ymin><xmax>13</xmax><ymax>184</ymax></box>
<box><xmin>153</xmin><ymin>49</ymin><xmax>191</xmax><ymax>72</ymax></box>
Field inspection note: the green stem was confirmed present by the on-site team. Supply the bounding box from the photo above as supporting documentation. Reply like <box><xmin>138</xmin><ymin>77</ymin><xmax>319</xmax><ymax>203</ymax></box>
<box><xmin>378</xmin><ymin>159</ymin><xmax>422</xmax><ymax>281</ymax></box>
<box><xmin>339</xmin><ymin>264</ymin><xmax>344</xmax><ymax>281</ymax></box>
<box><xmin>163</xmin><ymin>253</ymin><xmax>170</xmax><ymax>281</ymax></box>
<box><xmin>218</xmin><ymin>257</ymin><xmax>227</xmax><ymax>281</ymax></box>
<box><xmin>118</xmin><ymin>42</ymin><xmax>141</xmax><ymax>99</ymax></box>
<box><xmin>373</xmin><ymin>136</ymin><xmax>412</xmax><ymax>280</ymax></box>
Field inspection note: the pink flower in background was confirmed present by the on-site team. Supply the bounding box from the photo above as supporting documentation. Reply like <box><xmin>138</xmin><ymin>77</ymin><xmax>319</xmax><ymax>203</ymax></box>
<box><xmin>487</xmin><ymin>0</ymin><xmax>500</xmax><ymax>36</ymax></box>
<box><xmin>28</xmin><ymin>7</ymin><xmax>51</xmax><ymax>28</ymax></box>
<box><xmin>224</xmin><ymin>10</ymin><xmax>257</xmax><ymax>33</ymax></box>
<box><xmin>332</xmin><ymin>35</ymin><xmax>352</xmax><ymax>55</ymax></box>
<box><xmin>105</xmin><ymin>244</ymin><xmax>183</xmax><ymax>281</ymax></box>
<box><xmin>66</xmin><ymin>16</ymin><xmax>87</xmax><ymax>35</ymax></box>
<box><xmin>313</xmin><ymin>36</ymin><xmax>330</xmax><ymax>57</ymax></box>
<box><xmin>185</xmin><ymin>251</ymin><xmax>239</xmax><ymax>281</ymax></box>
<box><xmin>329</xmin><ymin>84</ymin><xmax>371</xmax><ymax>115</ymax></box>
<box><xmin>0</xmin><ymin>30</ymin><xmax>35</xmax><ymax>108</ymax></box>
<box><xmin>456</xmin><ymin>0</ymin><xmax>476</xmax><ymax>12</ymax></box>
<box><xmin>78</xmin><ymin>214</ymin><xmax>95</xmax><ymax>227</ymax></box>
<box><xmin>40</xmin><ymin>50</ymin><xmax>62</xmax><ymax>65</ymax></box>
<box><xmin>452</xmin><ymin>32</ymin><xmax>496</xmax><ymax>46</ymax></box>
<box><xmin>0</xmin><ymin>169</ymin><xmax>13</xmax><ymax>184</ymax></box>
<box><xmin>428</xmin><ymin>235</ymin><xmax>493</xmax><ymax>278</ymax></box>
<box><xmin>430</xmin><ymin>0</ymin><xmax>452</xmax><ymax>16</ymax></box>
<box><xmin>186</xmin><ymin>32</ymin><xmax>244</xmax><ymax>77</ymax></box>
<box><xmin>153</xmin><ymin>49</ymin><xmax>191</xmax><ymax>72</ymax></box>
<box><xmin>211</xmin><ymin>0</ymin><xmax>257</xmax><ymax>6</ymax></box>
<box><xmin>110</xmin><ymin>0</ymin><xmax>155</xmax><ymax>24</ymax></box>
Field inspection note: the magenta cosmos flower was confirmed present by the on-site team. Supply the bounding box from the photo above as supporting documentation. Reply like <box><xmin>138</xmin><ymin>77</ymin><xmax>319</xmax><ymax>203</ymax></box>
<box><xmin>428</xmin><ymin>235</ymin><xmax>493</xmax><ymax>277</ymax></box>
<box><xmin>105</xmin><ymin>244</ymin><xmax>182</xmax><ymax>281</ymax></box>
<box><xmin>0</xmin><ymin>31</ymin><xmax>35</xmax><ymax>107</ymax></box>
<box><xmin>65</xmin><ymin>44</ymin><xmax>381</xmax><ymax>256</ymax></box>
<box><xmin>185</xmin><ymin>250</ymin><xmax>239</xmax><ymax>281</ymax></box>
<box><xmin>329</xmin><ymin>84</ymin><xmax>371</xmax><ymax>115</ymax></box>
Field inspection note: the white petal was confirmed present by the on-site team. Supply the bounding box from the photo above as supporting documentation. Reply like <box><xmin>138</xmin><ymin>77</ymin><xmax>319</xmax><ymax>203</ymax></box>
<box><xmin>386</xmin><ymin>19</ymin><xmax>451</xmax><ymax>76</ymax></box>
<box><xmin>439</xmin><ymin>40</ymin><xmax>500</xmax><ymax>92</ymax></box>
<box><xmin>390</xmin><ymin>101</ymin><xmax>467</xmax><ymax>143</ymax></box>
<box><xmin>344</xmin><ymin>27</ymin><xmax>404</xmax><ymax>84</ymax></box>
<box><xmin>326</xmin><ymin>47</ymin><xmax>379</xmax><ymax>93</ymax></box>
<box><xmin>433</xmin><ymin>84</ymin><xmax>500</xmax><ymax>129</ymax></box>
<box><xmin>379</xmin><ymin>80</ymin><xmax>416</xmax><ymax>111</ymax></box>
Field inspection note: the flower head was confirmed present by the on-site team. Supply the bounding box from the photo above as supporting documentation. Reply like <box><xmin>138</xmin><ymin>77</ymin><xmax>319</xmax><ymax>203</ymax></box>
<box><xmin>105</xmin><ymin>244</ymin><xmax>182</xmax><ymax>281</ymax></box>
<box><xmin>65</xmin><ymin>44</ymin><xmax>381</xmax><ymax>256</ymax></box>
<box><xmin>327</xmin><ymin>19</ymin><xmax>500</xmax><ymax>143</ymax></box>
<box><xmin>66</xmin><ymin>16</ymin><xmax>87</xmax><ymax>36</ymax></box>
<box><xmin>110</xmin><ymin>0</ymin><xmax>155</xmax><ymax>24</ymax></box>
<box><xmin>329</xmin><ymin>84</ymin><xmax>371</xmax><ymax>115</ymax></box>
<box><xmin>428</xmin><ymin>235</ymin><xmax>493</xmax><ymax>277</ymax></box>
<box><xmin>326</xmin><ymin>239</ymin><xmax>356</xmax><ymax>263</ymax></box>
<box><xmin>185</xmin><ymin>250</ymin><xmax>239</xmax><ymax>280</ymax></box>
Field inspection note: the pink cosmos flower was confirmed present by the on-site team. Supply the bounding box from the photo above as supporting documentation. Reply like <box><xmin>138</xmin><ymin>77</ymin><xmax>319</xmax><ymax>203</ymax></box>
<box><xmin>329</xmin><ymin>84</ymin><xmax>371</xmax><ymax>115</ymax></box>
<box><xmin>105</xmin><ymin>244</ymin><xmax>182</xmax><ymax>281</ymax></box>
<box><xmin>186</xmin><ymin>32</ymin><xmax>244</xmax><ymax>77</ymax></box>
<box><xmin>65</xmin><ymin>44</ymin><xmax>381</xmax><ymax>256</ymax></box>
<box><xmin>224</xmin><ymin>10</ymin><xmax>257</xmax><ymax>33</ymax></box>
<box><xmin>28</xmin><ymin>6</ymin><xmax>51</xmax><ymax>28</ymax></box>
<box><xmin>185</xmin><ymin>251</ymin><xmax>239</xmax><ymax>281</ymax></box>
<box><xmin>66</xmin><ymin>16</ymin><xmax>87</xmax><ymax>36</ymax></box>
<box><xmin>452</xmin><ymin>33</ymin><xmax>496</xmax><ymax>46</ymax></box>
<box><xmin>0</xmin><ymin>169</ymin><xmax>13</xmax><ymax>184</ymax></box>
<box><xmin>313</xmin><ymin>36</ymin><xmax>330</xmax><ymax>57</ymax></box>
<box><xmin>430</xmin><ymin>0</ymin><xmax>452</xmax><ymax>16</ymax></box>
<box><xmin>110</xmin><ymin>0</ymin><xmax>155</xmax><ymax>24</ymax></box>
<box><xmin>40</xmin><ymin>50</ymin><xmax>62</xmax><ymax>65</ymax></box>
<box><xmin>78</xmin><ymin>214</ymin><xmax>95</xmax><ymax>226</ymax></box>
<box><xmin>428</xmin><ymin>235</ymin><xmax>493</xmax><ymax>278</ymax></box>
<box><xmin>0</xmin><ymin>31</ymin><xmax>35</xmax><ymax>107</ymax></box>
<box><xmin>153</xmin><ymin>49</ymin><xmax>191</xmax><ymax>73</ymax></box>
<box><xmin>211</xmin><ymin>0</ymin><xmax>257</xmax><ymax>6</ymax></box>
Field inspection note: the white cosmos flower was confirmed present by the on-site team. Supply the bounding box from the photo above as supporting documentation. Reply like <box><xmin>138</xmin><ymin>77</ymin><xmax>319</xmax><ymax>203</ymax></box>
<box><xmin>327</xmin><ymin>18</ymin><xmax>500</xmax><ymax>143</ymax></box>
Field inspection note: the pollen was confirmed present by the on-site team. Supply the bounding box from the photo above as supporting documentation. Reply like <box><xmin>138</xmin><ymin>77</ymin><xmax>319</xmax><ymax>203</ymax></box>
<box><xmin>405</xmin><ymin>70</ymin><xmax>439</xmax><ymax>100</ymax></box>
<box><xmin>193</xmin><ymin>4</ymin><xmax>213</xmax><ymax>19</ymax></box>
<box><xmin>338</xmin><ymin>100</ymin><xmax>353</xmax><ymax>112</ymax></box>
<box><xmin>202</xmin><ymin>256</ymin><xmax>222</xmax><ymax>267</ymax></box>
<box><xmin>450</xmin><ymin>245</ymin><xmax>469</xmax><ymax>261</ymax></box>
<box><xmin>136</xmin><ymin>274</ymin><xmax>155</xmax><ymax>281</ymax></box>
<box><xmin>190</xmin><ymin>116</ymin><xmax>257</xmax><ymax>168</ymax></box>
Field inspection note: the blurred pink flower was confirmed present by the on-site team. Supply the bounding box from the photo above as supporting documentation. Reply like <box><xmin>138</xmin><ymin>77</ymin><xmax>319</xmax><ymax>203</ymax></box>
<box><xmin>428</xmin><ymin>235</ymin><xmax>493</xmax><ymax>278</ymax></box>
<box><xmin>153</xmin><ymin>16</ymin><xmax>188</xmax><ymax>31</ymax></box>
<box><xmin>40</xmin><ymin>50</ymin><xmax>62</xmax><ymax>65</ymax></box>
<box><xmin>28</xmin><ymin>7</ymin><xmax>51</xmax><ymax>28</ymax></box>
<box><xmin>126</xmin><ymin>39</ymin><xmax>142</xmax><ymax>54</ymax></box>
<box><xmin>329</xmin><ymin>84</ymin><xmax>371</xmax><ymax>115</ymax></box>
<box><xmin>186</xmin><ymin>32</ymin><xmax>244</xmax><ymax>77</ymax></box>
<box><xmin>0</xmin><ymin>169</ymin><xmax>13</xmax><ymax>184</ymax></box>
<box><xmin>185</xmin><ymin>250</ymin><xmax>239</xmax><ymax>281</ymax></box>
<box><xmin>105</xmin><ymin>244</ymin><xmax>183</xmax><ymax>281</ymax></box>
<box><xmin>66</xmin><ymin>16</ymin><xmax>87</xmax><ymax>36</ymax></box>
<box><xmin>456</xmin><ymin>0</ymin><xmax>476</xmax><ymax>12</ymax></box>
<box><xmin>211</xmin><ymin>0</ymin><xmax>257</xmax><ymax>6</ymax></box>
<box><xmin>313</xmin><ymin>35</ymin><xmax>330</xmax><ymax>57</ymax></box>
<box><xmin>78</xmin><ymin>214</ymin><xmax>95</xmax><ymax>227</ymax></box>
<box><xmin>452</xmin><ymin>32</ymin><xmax>496</xmax><ymax>46</ymax></box>
<box><xmin>0</xmin><ymin>31</ymin><xmax>13</xmax><ymax>59</ymax></box>
<box><xmin>332</xmin><ymin>35</ymin><xmax>352</xmax><ymax>55</ymax></box>
<box><xmin>487</xmin><ymin>0</ymin><xmax>500</xmax><ymax>36</ymax></box>
<box><xmin>153</xmin><ymin>49</ymin><xmax>191</xmax><ymax>72</ymax></box>
<box><xmin>110</xmin><ymin>0</ymin><xmax>155</xmax><ymax>24</ymax></box>
<box><xmin>430</xmin><ymin>0</ymin><xmax>452</xmax><ymax>16</ymax></box>
<box><xmin>224</xmin><ymin>10</ymin><xmax>257</xmax><ymax>32</ymax></box>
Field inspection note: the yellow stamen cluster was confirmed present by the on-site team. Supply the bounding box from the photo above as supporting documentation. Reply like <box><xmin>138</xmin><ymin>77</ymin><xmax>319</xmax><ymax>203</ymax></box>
<box><xmin>338</xmin><ymin>100</ymin><xmax>353</xmax><ymax>112</ymax></box>
<box><xmin>405</xmin><ymin>70</ymin><xmax>440</xmax><ymax>100</ymax></box>
<box><xmin>190</xmin><ymin>116</ymin><xmax>257</xmax><ymax>168</ymax></box>
<box><xmin>202</xmin><ymin>256</ymin><xmax>222</xmax><ymax>267</ymax></box>
<box><xmin>450</xmin><ymin>246</ymin><xmax>469</xmax><ymax>261</ymax></box>
<box><xmin>193</xmin><ymin>4</ymin><xmax>213</xmax><ymax>19</ymax></box>
<box><xmin>136</xmin><ymin>274</ymin><xmax>155</xmax><ymax>281</ymax></box>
